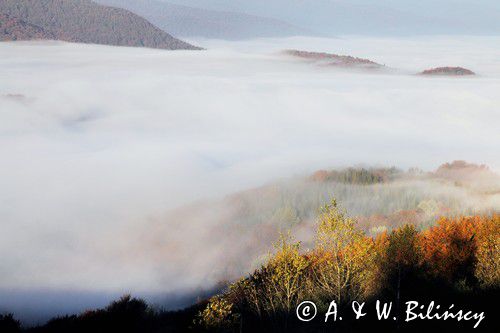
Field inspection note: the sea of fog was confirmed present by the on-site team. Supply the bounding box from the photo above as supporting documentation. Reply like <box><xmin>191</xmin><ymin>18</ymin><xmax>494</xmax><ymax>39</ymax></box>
<box><xmin>0</xmin><ymin>36</ymin><xmax>499</xmax><ymax>324</ymax></box>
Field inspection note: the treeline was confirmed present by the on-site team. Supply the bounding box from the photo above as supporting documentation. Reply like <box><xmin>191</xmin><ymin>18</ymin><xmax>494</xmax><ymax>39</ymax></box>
<box><xmin>0</xmin><ymin>295</ymin><xmax>205</xmax><ymax>333</ymax></box>
<box><xmin>310</xmin><ymin>167</ymin><xmax>401</xmax><ymax>184</ymax></box>
<box><xmin>154</xmin><ymin>161</ymin><xmax>498</xmax><ymax>289</ymax></box>
<box><xmin>197</xmin><ymin>201</ymin><xmax>499</xmax><ymax>332</ymax></box>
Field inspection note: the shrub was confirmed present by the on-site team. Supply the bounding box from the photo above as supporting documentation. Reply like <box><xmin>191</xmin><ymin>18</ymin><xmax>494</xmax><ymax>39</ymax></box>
<box><xmin>0</xmin><ymin>314</ymin><xmax>21</xmax><ymax>333</ymax></box>
<box><xmin>197</xmin><ymin>296</ymin><xmax>238</xmax><ymax>331</ymax></box>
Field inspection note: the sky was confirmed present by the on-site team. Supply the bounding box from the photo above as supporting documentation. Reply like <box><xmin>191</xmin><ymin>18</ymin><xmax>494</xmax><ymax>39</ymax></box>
<box><xmin>1</xmin><ymin>35</ymin><xmax>500</xmax><ymax>323</ymax></box>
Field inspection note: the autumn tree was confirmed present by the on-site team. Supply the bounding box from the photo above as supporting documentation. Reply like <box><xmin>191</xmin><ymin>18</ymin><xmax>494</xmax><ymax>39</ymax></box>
<box><xmin>310</xmin><ymin>200</ymin><xmax>377</xmax><ymax>304</ymax></box>
<box><xmin>197</xmin><ymin>296</ymin><xmax>239</xmax><ymax>331</ymax></box>
<box><xmin>207</xmin><ymin>233</ymin><xmax>308</xmax><ymax>331</ymax></box>
<box><xmin>265</xmin><ymin>234</ymin><xmax>309</xmax><ymax>315</ymax></box>
<box><xmin>420</xmin><ymin>217</ymin><xmax>479</xmax><ymax>284</ymax></box>
<box><xmin>387</xmin><ymin>224</ymin><xmax>421</xmax><ymax>269</ymax></box>
<box><xmin>382</xmin><ymin>224</ymin><xmax>422</xmax><ymax>313</ymax></box>
<box><xmin>474</xmin><ymin>215</ymin><xmax>500</xmax><ymax>287</ymax></box>
<box><xmin>198</xmin><ymin>202</ymin><xmax>499</xmax><ymax>333</ymax></box>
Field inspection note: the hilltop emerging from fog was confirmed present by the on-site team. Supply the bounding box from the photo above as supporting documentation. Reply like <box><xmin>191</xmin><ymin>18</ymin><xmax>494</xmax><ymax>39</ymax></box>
<box><xmin>284</xmin><ymin>49</ymin><xmax>382</xmax><ymax>69</ymax></box>
<box><xmin>420</xmin><ymin>67</ymin><xmax>476</xmax><ymax>76</ymax></box>
<box><xmin>142</xmin><ymin>161</ymin><xmax>499</xmax><ymax>290</ymax></box>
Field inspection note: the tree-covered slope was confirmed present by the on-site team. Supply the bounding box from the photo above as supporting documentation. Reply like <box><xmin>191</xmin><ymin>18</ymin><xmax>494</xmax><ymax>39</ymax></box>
<box><xmin>0</xmin><ymin>13</ymin><xmax>55</xmax><ymax>41</ymax></box>
<box><xmin>0</xmin><ymin>0</ymin><xmax>201</xmax><ymax>49</ymax></box>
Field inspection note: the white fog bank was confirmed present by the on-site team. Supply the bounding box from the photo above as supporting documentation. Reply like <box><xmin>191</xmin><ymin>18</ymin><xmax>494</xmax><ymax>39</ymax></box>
<box><xmin>0</xmin><ymin>36</ymin><xmax>499</xmax><ymax>321</ymax></box>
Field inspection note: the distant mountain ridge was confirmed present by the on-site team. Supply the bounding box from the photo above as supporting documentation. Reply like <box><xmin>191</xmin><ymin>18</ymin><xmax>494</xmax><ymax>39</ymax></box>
<box><xmin>95</xmin><ymin>0</ymin><xmax>308</xmax><ymax>40</ymax></box>
<box><xmin>166</xmin><ymin>0</ymin><xmax>500</xmax><ymax>36</ymax></box>
<box><xmin>0</xmin><ymin>0</ymin><xmax>200</xmax><ymax>50</ymax></box>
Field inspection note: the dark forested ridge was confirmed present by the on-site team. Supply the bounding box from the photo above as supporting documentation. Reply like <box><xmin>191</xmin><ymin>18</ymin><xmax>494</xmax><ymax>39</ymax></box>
<box><xmin>0</xmin><ymin>0</ymin><xmax>200</xmax><ymax>50</ymax></box>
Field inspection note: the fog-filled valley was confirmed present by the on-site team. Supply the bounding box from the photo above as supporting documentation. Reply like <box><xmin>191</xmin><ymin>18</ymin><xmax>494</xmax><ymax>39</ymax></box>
<box><xmin>1</xmin><ymin>36</ymin><xmax>500</xmax><ymax>325</ymax></box>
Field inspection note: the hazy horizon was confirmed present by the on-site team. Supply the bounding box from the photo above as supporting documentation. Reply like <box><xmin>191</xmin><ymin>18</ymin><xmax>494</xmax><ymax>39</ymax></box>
<box><xmin>163</xmin><ymin>0</ymin><xmax>500</xmax><ymax>36</ymax></box>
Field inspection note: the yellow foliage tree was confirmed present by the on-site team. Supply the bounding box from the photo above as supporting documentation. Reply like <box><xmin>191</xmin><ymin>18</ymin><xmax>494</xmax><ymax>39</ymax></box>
<box><xmin>225</xmin><ymin>233</ymin><xmax>308</xmax><ymax>321</ymax></box>
<box><xmin>197</xmin><ymin>296</ymin><xmax>238</xmax><ymax>330</ymax></box>
<box><xmin>265</xmin><ymin>233</ymin><xmax>309</xmax><ymax>315</ymax></box>
<box><xmin>475</xmin><ymin>215</ymin><xmax>500</xmax><ymax>287</ymax></box>
<box><xmin>311</xmin><ymin>200</ymin><xmax>377</xmax><ymax>304</ymax></box>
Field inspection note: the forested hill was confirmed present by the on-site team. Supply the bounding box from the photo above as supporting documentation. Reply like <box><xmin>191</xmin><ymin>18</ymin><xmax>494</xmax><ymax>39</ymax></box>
<box><xmin>0</xmin><ymin>0</ymin><xmax>201</xmax><ymax>50</ymax></box>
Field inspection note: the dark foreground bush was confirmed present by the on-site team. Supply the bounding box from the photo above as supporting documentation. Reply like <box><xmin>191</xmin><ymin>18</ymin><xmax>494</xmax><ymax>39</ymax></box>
<box><xmin>24</xmin><ymin>295</ymin><xmax>205</xmax><ymax>333</ymax></box>
<box><xmin>0</xmin><ymin>314</ymin><xmax>21</xmax><ymax>333</ymax></box>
